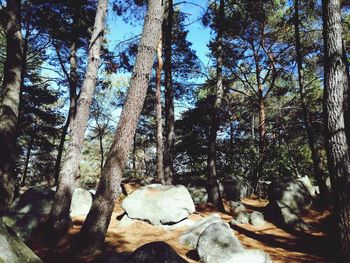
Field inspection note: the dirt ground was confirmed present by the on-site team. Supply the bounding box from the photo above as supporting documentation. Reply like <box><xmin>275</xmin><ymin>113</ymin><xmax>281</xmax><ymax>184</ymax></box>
<box><xmin>28</xmin><ymin>187</ymin><xmax>335</xmax><ymax>263</ymax></box>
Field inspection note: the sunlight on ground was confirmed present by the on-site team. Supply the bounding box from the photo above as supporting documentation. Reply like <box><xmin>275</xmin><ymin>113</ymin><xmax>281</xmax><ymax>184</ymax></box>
<box><xmin>29</xmin><ymin>193</ymin><xmax>333</xmax><ymax>263</ymax></box>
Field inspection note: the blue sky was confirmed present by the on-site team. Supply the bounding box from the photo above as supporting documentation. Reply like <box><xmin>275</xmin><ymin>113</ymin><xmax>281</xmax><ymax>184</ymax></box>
<box><xmin>106</xmin><ymin>1</ymin><xmax>212</xmax><ymax>66</ymax></box>
<box><xmin>104</xmin><ymin>1</ymin><xmax>213</xmax><ymax>120</ymax></box>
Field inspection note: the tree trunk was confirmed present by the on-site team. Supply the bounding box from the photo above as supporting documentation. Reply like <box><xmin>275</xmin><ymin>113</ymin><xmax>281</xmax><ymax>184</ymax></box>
<box><xmin>20</xmin><ymin>124</ymin><xmax>36</xmax><ymax>187</ymax></box>
<box><xmin>252</xmin><ymin>47</ymin><xmax>265</xmax><ymax>190</ymax></box>
<box><xmin>163</xmin><ymin>0</ymin><xmax>174</xmax><ymax>185</ymax></box>
<box><xmin>54</xmin><ymin>37</ymin><xmax>79</xmax><ymax>186</ymax></box>
<box><xmin>322</xmin><ymin>0</ymin><xmax>350</xmax><ymax>261</ymax></box>
<box><xmin>294</xmin><ymin>0</ymin><xmax>329</xmax><ymax>205</ymax></box>
<box><xmin>77</xmin><ymin>0</ymin><xmax>164</xmax><ymax>252</ymax></box>
<box><xmin>0</xmin><ymin>0</ymin><xmax>23</xmax><ymax>212</ymax></box>
<box><xmin>132</xmin><ymin>132</ymin><xmax>136</xmax><ymax>174</ymax></box>
<box><xmin>206</xmin><ymin>0</ymin><xmax>225</xmax><ymax>212</ymax></box>
<box><xmin>156</xmin><ymin>37</ymin><xmax>165</xmax><ymax>184</ymax></box>
<box><xmin>47</xmin><ymin>0</ymin><xmax>108</xmax><ymax>239</ymax></box>
<box><xmin>95</xmin><ymin>117</ymin><xmax>105</xmax><ymax>174</ymax></box>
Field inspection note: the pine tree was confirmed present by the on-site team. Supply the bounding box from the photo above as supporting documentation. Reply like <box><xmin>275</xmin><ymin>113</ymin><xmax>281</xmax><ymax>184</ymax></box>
<box><xmin>0</xmin><ymin>0</ymin><xmax>23</xmax><ymax>212</ymax></box>
<box><xmin>77</xmin><ymin>0</ymin><xmax>164</xmax><ymax>252</ymax></box>
<box><xmin>322</xmin><ymin>0</ymin><xmax>350</xmax><ymax>260</ymax></box>
<box><xmin>47</xmin><ymin>0</ymin><xmax>109</xmax><ymax>239</ymax></box>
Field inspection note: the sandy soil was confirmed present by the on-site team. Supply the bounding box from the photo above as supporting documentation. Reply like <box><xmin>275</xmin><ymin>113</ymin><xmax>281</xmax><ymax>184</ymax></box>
<box><xmin>28</xmin><ymin>186</ymin><xmax>334</xmax><ymax>263</ymax></box>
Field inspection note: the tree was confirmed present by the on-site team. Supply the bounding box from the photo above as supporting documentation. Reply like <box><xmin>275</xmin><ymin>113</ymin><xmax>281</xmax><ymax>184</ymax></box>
<box><xmin>207</xmin><ymin>0</ymin><xmax>225</xmax><ymax>211</ymax></box>
<box><xmin>322</xmin><ymin>0</ymin><xmax>350</xmax><ymax>261</ymax></box>
<box><xmin>47</xmin><ymin>0</ymin><xmax>109</xmax><ymax>239</ymax></box>
<box><xmin>294</xmin><ymin>0</ymin><xmax>328</xmax><ymax>205</ymax></box>
<box><xmin>77</xmin><ymin>0</ymin><xmax>164</xmax><ymax>252</ymax></box>
<box><xmin>156</xmin><ymin>37</ymin><xmax>165</xmax><ymax>184</ymax></box>
<box><xmin>163</xmin><ymin>0</ymin><xmax>174</xmax><ymax>184</ymax></box>
<box><xmin>29</xmin><ymin>0</ymin><xmax>97</xmax><ymax>185</ymax></box>
<box><xmin>0</xmin><ymin>0</ymin><xmax>23</xmax><ymax>212</ymax></box>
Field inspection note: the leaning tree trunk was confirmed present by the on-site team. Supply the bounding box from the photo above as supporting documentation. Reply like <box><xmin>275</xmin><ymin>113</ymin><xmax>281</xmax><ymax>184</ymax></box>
<box><xmin>322</xmin><ymin>0</ymin><xmax>350</xmax><ymax>261</ymax></box>
<box><xmin>156</xmin><ymin>37</ymin><xmax>165</xmax><ymax>184</ymax></box>
<box><xmin>163</xmin><ymin>0</ymin><xmax>174</xmax><ymax>185</ymax></box>
<box><xmin>53</xmin><ymin>40</ymin><xmax>78</xmax><ymax>186</ymax></box>
<box><xmin>0</xmin><ymin>0</ymin><xmax>23</xmax><ymax>212</ymax></box>
<box><xmin>294</xmin><ymin>0</ymin><xmax>329</xmax><ymax>205</ymax></box>
<box><xmin>47</xmin><ymin>0</ymin><xmax>108</xmax><ymax>239</ymax></box>
<box><xmin>207</xmin><ymin>0</ymin><xmax>225</xmax><ymax>212</ymax></box>
<box><xmin>77</xmin><ymin>0</ymin><xmax>164</xmax><ymax>252</ymax></box>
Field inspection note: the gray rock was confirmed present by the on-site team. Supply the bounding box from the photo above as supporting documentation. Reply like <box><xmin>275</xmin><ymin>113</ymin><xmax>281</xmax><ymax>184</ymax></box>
<box><xmin>161</xmin><ymin>218</ymin><xmax>195</xmax><ymax>230</ymax></box>
<box><xmin>70</xmin><ymin>188</ymin><xmax>93</xmax><ymax>217</ymax></box>
<box><xmin>88</xmin><ymin>189</ymin><xmax>96</xmax><ymax>196</ymax></box>
<box><xmin>4</xmin><ymin>187</ymin><xmax>92</xmax><ymax>241</ymax></box>
<box><xmin>0</xmin><ymin>218</ymin><xmax>43</xmax><ymax>263</ymax></box>
<box><xmin>229</xmin><ymin>201</ymin><xmax>246</xmax><ymax>215</ymax></box>
<box><xmin>187</xmin><ymin>186</ymin><xmax>208</xmax><ymax>204</ymax></box>
<box><xmin>118</xmin><ymin>214</ymin><xmax>136</xmax><ymax>227</ymax></box>
<box><xmin>126</xmin><ymin>242</ymin><xmax>188</xmax><ymax>263</ymax></box>
<box><xmin>228</xmin><ymin>249</ymin><xmax>272</xmax><ymax>263</ymax></box>
<box><xmin>4</xmin><ymin>187</ymin><xmax>54</xmax><ymax>241</ymax></box>
<box><xmin>197</xmin><ymin>222</ymin><xmax>244</xmax><ymax>263</ymax></box>
<box><xmin>221</xmin><ymin>177</ymin><xmax>253</xmax><ymax>201</ymax></box>
<box><xmin>267</xmin><ymin>177</ymin><xmax>313</xmax><ymax>230</ymax></box>
<box><xmin>122</xmin><ymin>184</ymin><xmax>195</xmax><ymax>226</ymax></box>
<box><xmin>229</xmin><ymin>219</ymin><xmax>238</xmax><ymax>226</ymax></box>
<box><xmin>234</xmin><ymin>212</ymin><xmax>249</xmax><ymax>224</ymax></box>
<box><xmin>180</xmin><ymin>214</ymin><xmax>222</xmax><ymax>249</ymax></box>
<box><xmin>249</xmin><ymin>211</ymin><xmax>266</xmax><ymax>227</ymax></box>
<box><xmin>297</xmin><ymin>176</ymin><xmax>316</xmax><ymax>197</ymax></box>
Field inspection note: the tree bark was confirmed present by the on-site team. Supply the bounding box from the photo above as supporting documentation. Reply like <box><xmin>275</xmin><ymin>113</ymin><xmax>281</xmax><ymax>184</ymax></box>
<box><xmin>53</xmin><ymin>19</ymin><xmax>80</xmax><ymax>186</ymax></box>
<box><xmin>322</xmin><ymin>0</ymin><xmax>350</xmax><ymax>261</ymax></box>
<box><xmin>20</xmin><ymin>123</ymin><xmax>36</xmax><ymax>187</ymax></box>
<box><xmin>47</xmin><ymin>0</ymin><xmax>108</xmax><ymax>239</ymax></box>
<box><xmin>77</xmin><ymin>0</ymin><xmax>164</xmax><ymax>252</ymax></box>
<box><xmin>294</xmin><ymin>0</ymin><xmax>329</xmax><ymax>205</ymax></box>
<box><xmin>207</xmin><ymin>0</ymin><xmax>225</xmax><ymax>212</ymax></box>
<box><xmin>163</xmin><ymin>0</ymin><xmax>174</xmax><ymax>185</ymax></box>
<box><xmin>156</xmin><ymin>37</ymin><xmax>165</xmax><ymax>184</ymax></box>
<box><xmin>0</xmin><ymin>0</ymin><xmax>23</xmax><ymax>212</ymax></box>
<box><xmin>252</xmin><ymin>43</ymin><xmax>265</xmax><ymax>190</ymax></box>
<box><xmin>95</xmin><ymin>116</ymin><xmax>105</xmax><ymax>174</ymax></box>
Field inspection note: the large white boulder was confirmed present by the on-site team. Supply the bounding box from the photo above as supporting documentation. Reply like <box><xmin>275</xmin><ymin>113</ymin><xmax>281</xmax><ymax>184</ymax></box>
<box><xmin>121</xmin><ymin>184</ymin><xmax>195</xmax><ymax>225</ymax></box>
<box><xmin>70</xmin><ymin>188</ymin><xmax>93</xmax><ymax>217</ymax></box>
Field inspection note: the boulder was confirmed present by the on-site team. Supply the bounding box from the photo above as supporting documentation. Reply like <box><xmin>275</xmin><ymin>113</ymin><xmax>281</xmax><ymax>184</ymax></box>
<box><xmin>122</xmin><ymin>184</ymin><xmax>195</xmax><ymax>226</ymax></box>
<box><xmin>4</xmin><ymin>187</ymin><xmax>93</xmax><ymax>241</ymax></box>
<box><xmin>187</xmin><ymin>186</ymin><xmax>208</xmax><ymax>204</ymax></box>
<box><xmin>180</xmin><ymin>214</ymin><xmax>222</xmax><ymax>248</ymax></box>
<box><xmin>221</xmin><ymin>177</ymin><xmax>253</xmax><ymax>201</ymax></box>
<box><xmin>3</xmin><ymin>187</ymin><xmax>54</xmax><ymax>241</ymax></box>
<box><xmin>118</xmin><ymin>214</ymin><xmax>136</xmax><ymax>228</ymax></box>
<box><xmin>234</xmin><ymin>212</ymin><xmax>249</xmax><ymax>224</ymax></box>
<box><xmin>227</xmin><ymin>250</ymin><xmax>272</xmax><ymax>263</ymax></box>
<box><xmin>70</xmin><ymin>188</ymin><xmax>93</xmax><ymax>217</ymax></box>
<box><xmin>0</xmin><ymin>218</ymin><xmax>43</xmax><ymax>263</ymax></box>
<box><xmin>197</xmin><ymin>222</ymin><xmax>244</xmax><ymax>263</ymax></box>
<box><xmin>297</xmin><ymin>176</ymin><xmax>316</xmax><ymax>197</ymax></box>
<box><xmin>161</xmin><ymin>218</ymin><xmax>195</xmax><ymax>230</ymax></box>
<box><xmin>228</xmin><ymin>201</ymin><xmax>246</xmax><ymax>215</ymax></box>
<box><xmin>197</xmin><ymin>221</ymin><xmax>271</xmax><ymax>263</ymax></box>
<box><xmin>249</xmin><ymin>211</ymin><xmax>266</xmax><ymax>227</ymax></box>
<box><xmin>125</xmin><ymin>242</ymin><xmax>188</xmax><ymax>263</ymax></box>
<box><xmin>267</xmin><ymin>177</ymin><xmax>313</xmax><ymax>230</ymax></box>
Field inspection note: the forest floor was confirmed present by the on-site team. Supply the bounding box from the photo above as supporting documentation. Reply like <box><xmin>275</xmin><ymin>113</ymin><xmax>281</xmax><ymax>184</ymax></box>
<box><xmin>28</xmin><ymin>184</ymin><xmax>335</xmax><ymax>263</ymax></box>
